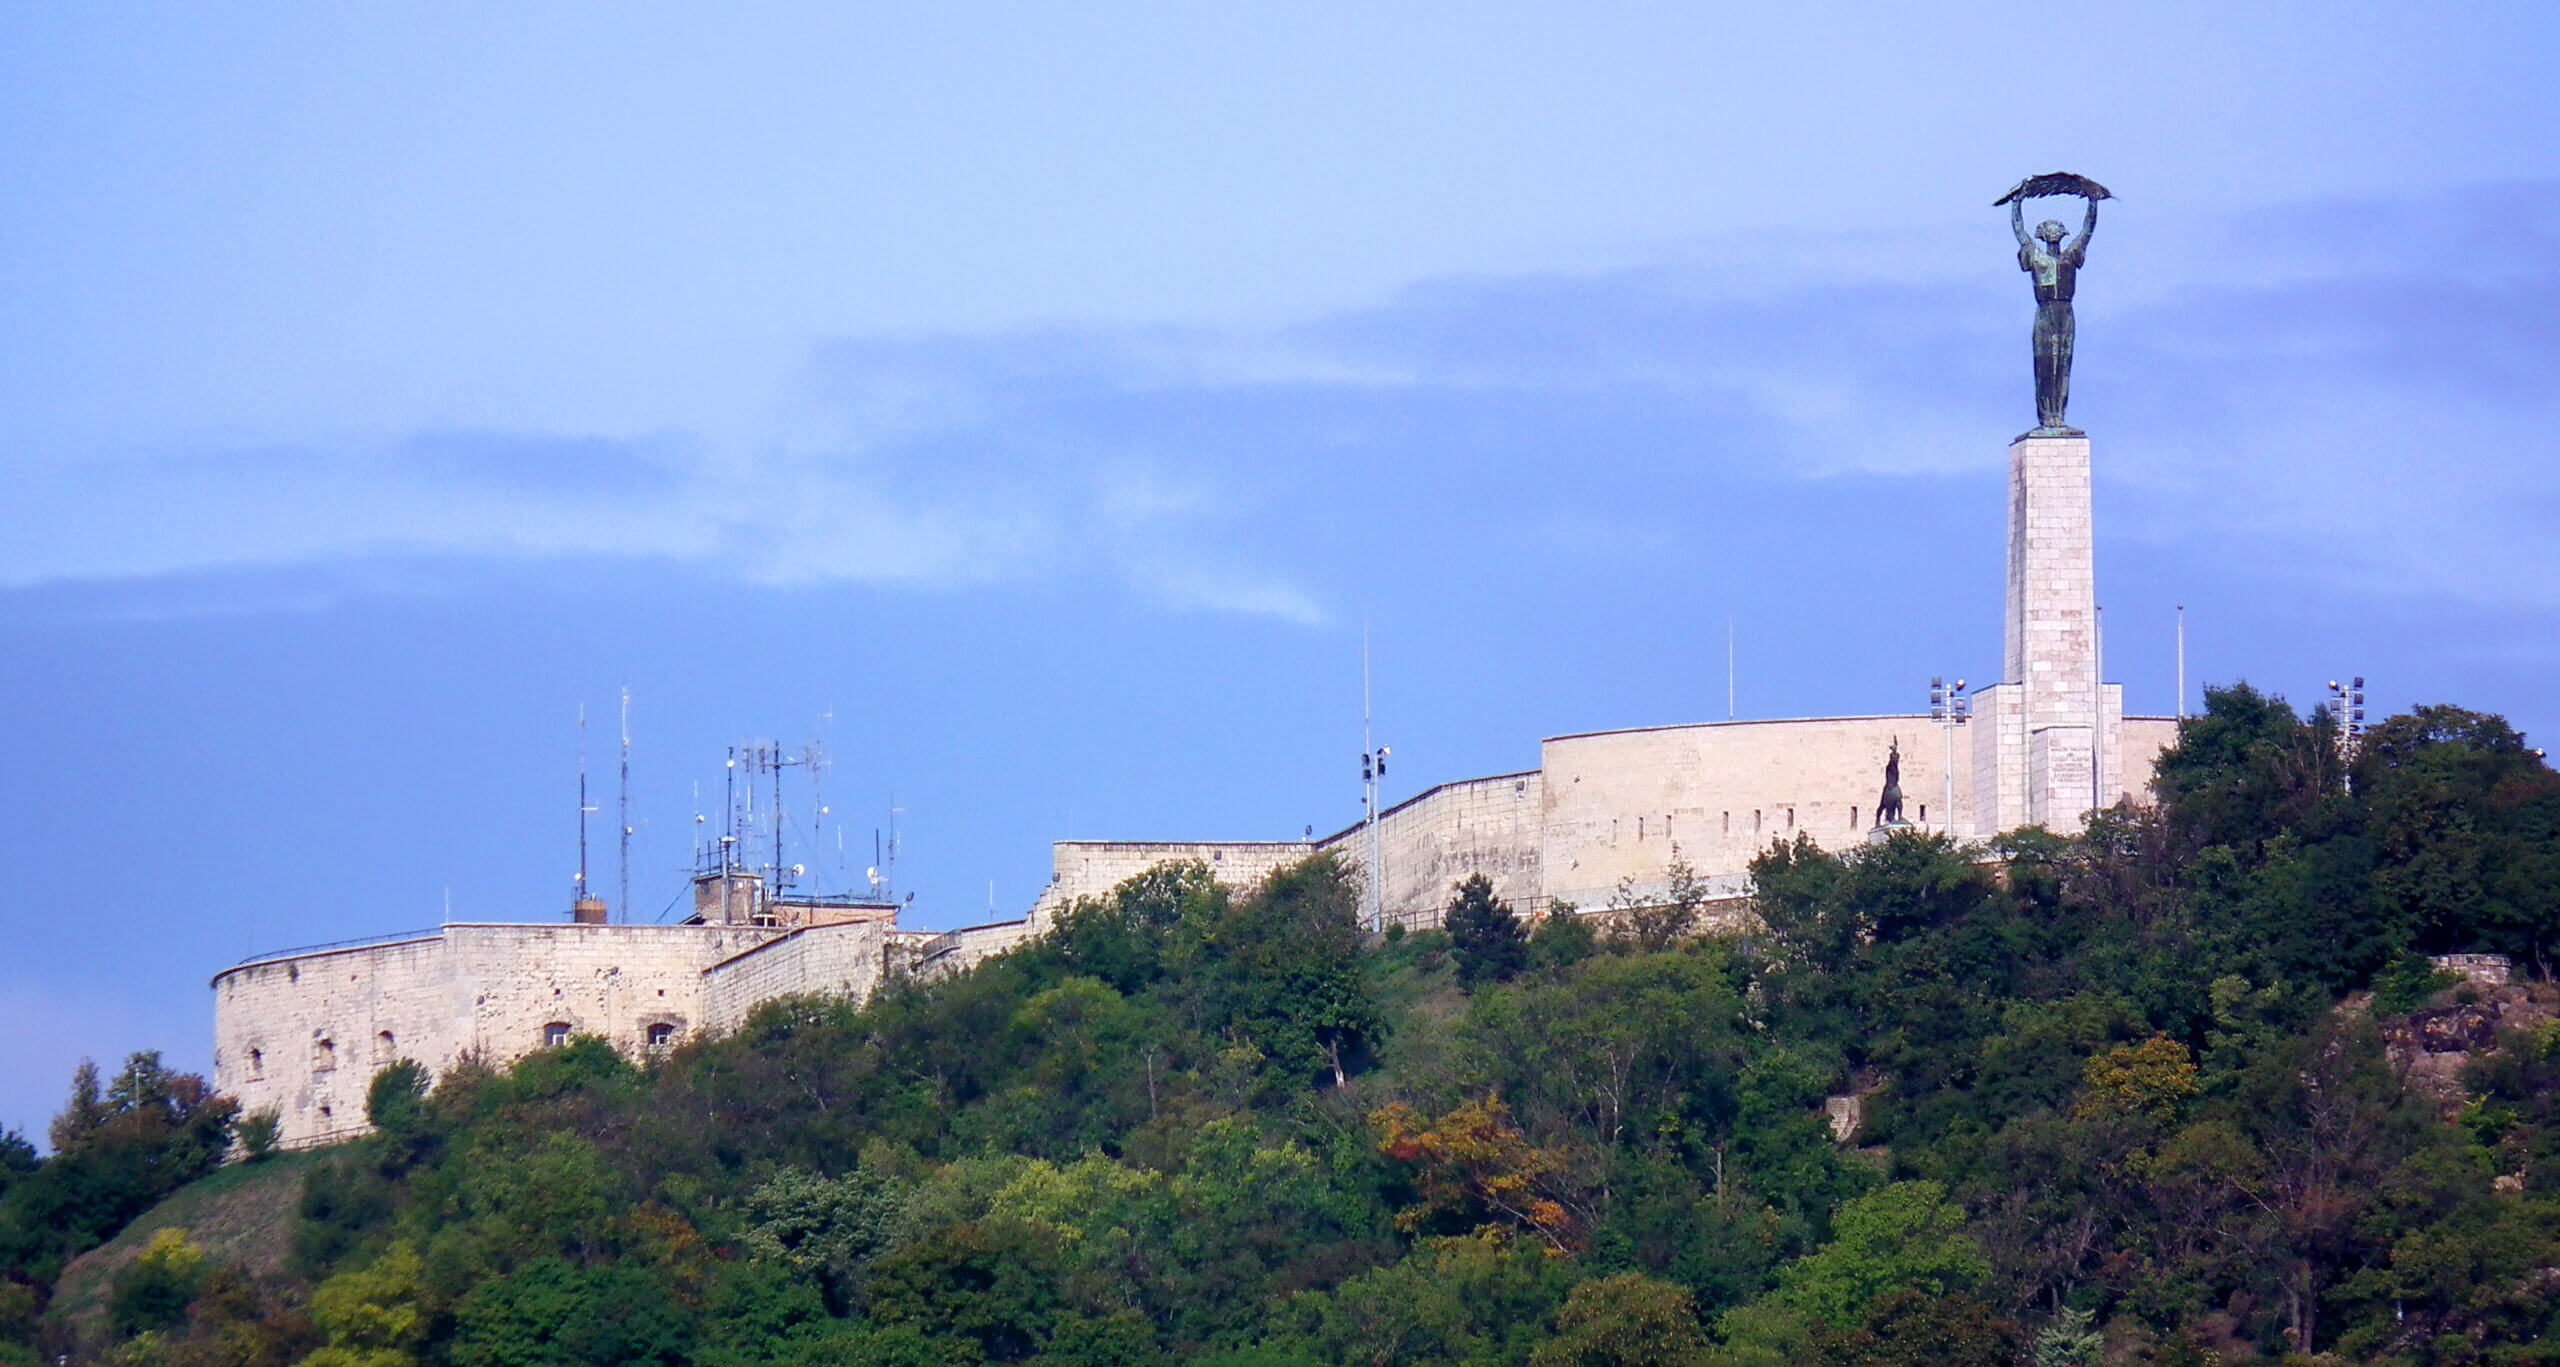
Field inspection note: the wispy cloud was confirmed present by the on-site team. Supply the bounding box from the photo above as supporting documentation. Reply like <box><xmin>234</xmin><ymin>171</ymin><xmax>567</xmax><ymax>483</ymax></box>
<box><xmin>6</xmin><ymin>183</ymin><xmax>2553</xmax><ymax>620</ymax></box>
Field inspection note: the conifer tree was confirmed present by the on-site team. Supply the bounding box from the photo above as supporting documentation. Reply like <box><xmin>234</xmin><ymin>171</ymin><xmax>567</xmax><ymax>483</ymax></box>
<box><xmin>1446</xmin><ymin>874</ymin><xmax>1528</xmax><ymax>985</ymax></box>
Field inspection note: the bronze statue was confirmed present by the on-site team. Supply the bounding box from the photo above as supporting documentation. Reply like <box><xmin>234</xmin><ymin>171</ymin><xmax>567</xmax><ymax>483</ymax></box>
<box><xmin>1875</xmin><ymin>738</ymin><xmax>1904</xmax><ymax>828</ymax></box>
<box><xmin>1997</xmin><ymin>173</ymin><xmax>2110</xmax><ymax>434</ymax></box>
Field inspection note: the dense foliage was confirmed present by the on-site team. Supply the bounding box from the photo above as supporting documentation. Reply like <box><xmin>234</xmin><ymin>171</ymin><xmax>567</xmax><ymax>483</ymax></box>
<box><xmin>8</xmin><ymin>686</ymin><xmax>2560</xmax><ymax>1366</ymax></box>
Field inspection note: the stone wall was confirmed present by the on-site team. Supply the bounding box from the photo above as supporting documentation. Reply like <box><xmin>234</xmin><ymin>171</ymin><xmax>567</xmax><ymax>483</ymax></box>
<box><xmin>1029</xmin><ymin>840</ymin><xmax>1318</xmax><ymax>925</ymax></box>
<box><xmin>1325</xmin><ymin>772</ymin><xmax>1544</xmax><ymax>932</ymax></box>
<box><xmin>213</xmin><ymin>923</ymin><xmax>786</xmax><ymax>1150</ymax></box>
<box><xmin>700</xmin><ymin>920</ymin><xmax>899</xmax><ymax>1030</ymax></box>
<box><xmin>1538</xmin><ymin>716</ymin><xmax>1970</xmax><ymax>912</ymax></box>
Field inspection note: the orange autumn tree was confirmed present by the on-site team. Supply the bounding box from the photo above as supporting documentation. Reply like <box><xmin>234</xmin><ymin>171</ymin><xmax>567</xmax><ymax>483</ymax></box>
<box><xmin>1371</xmin><ymin>1095</ymin><xmax>1586</xmax><ymax>1253</ymax></box>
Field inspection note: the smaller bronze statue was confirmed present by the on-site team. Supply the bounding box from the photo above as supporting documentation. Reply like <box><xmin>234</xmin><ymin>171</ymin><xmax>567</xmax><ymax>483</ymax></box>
<box><xmin>1875</xmin><ymin>738</ymin><xmax>1905</xmax><ymax>828</ymax></box>
<box><xmin>1996</xmin><ymin>173</ymin><xmax>2111</xmax><ymax>434</ymax></box>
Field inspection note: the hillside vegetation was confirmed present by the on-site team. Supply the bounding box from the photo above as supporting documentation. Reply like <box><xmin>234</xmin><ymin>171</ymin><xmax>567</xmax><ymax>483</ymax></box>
<box><xmin>6</xmin><ymin>685</ymin><xmax>2560</xmax><ymax>1367</ymax></box>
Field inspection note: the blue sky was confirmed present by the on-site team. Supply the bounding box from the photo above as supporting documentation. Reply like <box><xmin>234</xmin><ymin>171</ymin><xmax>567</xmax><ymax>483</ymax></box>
<box><xmin>2</xmin><ymin>3</ymin><xmax>2555</xmax><ymax>1143</ymax></box>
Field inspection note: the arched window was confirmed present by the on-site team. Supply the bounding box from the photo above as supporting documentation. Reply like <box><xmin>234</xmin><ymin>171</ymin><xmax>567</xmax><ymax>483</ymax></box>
<box><xmin>647</xmin><ymin>1023</ymin><xmax>676</xmax><ymax>1048</ymax></box>
<box><xmin>313</xmin><ymin>1037</ymin><xmax>336</xmax><ymax>1071</ymax></box>
<box><xmin>247</xmin><ymin>1047</ymin><xmax>264</xmax><ymax>1077</ymax></box>
<box><xmin>376</xmin><ymin>1030</ymin><xmax>397</xmax><ymax>1061</ymax></box>
<box><xmin>543</xmin><ymin>1022</ymin><xmax>572</xmax><ymax>1048</ymax></box>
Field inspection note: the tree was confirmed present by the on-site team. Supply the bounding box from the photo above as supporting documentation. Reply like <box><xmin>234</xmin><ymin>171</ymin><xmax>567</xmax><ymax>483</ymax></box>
<box><xmin>233</xmin><ymin>1110</ymin><xmax>281</xmax><ymax>1163</ymax></box>
<box><xmin>1760</xmin><ymin>1181</ymin><xmax>1988</xmax><ymax>1332</ymax></box>
<box><xmin>48</xmin><ymin>1061</ymin><xmax>108</xmax><ymax>1154</ymax></box>
<box><xmin>1374</xmin><ymin>1096</ymin><xmax>1585</xmax><ymax>1252</ymax></box>
<box><xmin>1529</xmin><ymin>1273</ymin><xmax>1707</xmax><ymax>1367</ymax></box>
<box><xmin>1531</xmin><ymin>906</ymin><xmax>1598</xmax><ymax>971</ymax></box>
<box><xmin>366</xmin><ymin>1060</ymin><xmax>431</xmax><ymax>1137</ymax></box>
<box><xmin>2151</xmin><ymin>683</ymin><xmax>2339</xmax><ymax>855</ymax></box>
<box><xmin>1447</xmin><ymin>875</ymin><xmax>1529</xmax><ymax>986</ymax></box>
<box><xmin>449</xmin><ymin>1258</ymin><xmax>693</xmax><ymax>1367</ymax></box>
<box><xmin>2031</xmin><ymin>1306</ymin><xmax>2102</xmax><ymax>1367</ymax></box>
<box><xmin>303</xmin><ymin>1242</ymin><xmax>427</xmax><ymax>1367</ymax></box>
<box><xmin>107</xmin><ymin>1228</ymin><xmax>206</xmax><ymax>1337</ymax></box>
<box><xmin>2354</xmin><ymin>704</ymin><xmax>2560</xmax><ymax>969</ymax></box>
<box><xmin>2071</xmin><ymin>1036</ymin><xmax>2198</xmax><ymax>1128</ymax></box>
<box><xmin>0</xmin><ymin>1053</ymin><xmax>235</xmax><ymax>1288</ymax></box>
<box><xmin>742</xmin><ymin>1166</ymin><xmax>913</xmax><ymax>1311</ymax></box>
<box><xmin>1210</xmin><ymin>856</ymin><xmax>1383</xmax><ymax>1089</ymax></box>
<box><xmin>1622</xmin><ymin>854</ymin><xmax>1711</xmax><ymax>953</ymax></box>
<box><xmin>1806</xmin><ymin>1288</ymin><xmax>2024</xmax><ymax>1367</ymax></box>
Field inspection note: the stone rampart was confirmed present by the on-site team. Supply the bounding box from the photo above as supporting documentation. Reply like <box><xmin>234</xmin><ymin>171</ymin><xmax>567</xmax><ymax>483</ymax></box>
<box><xmin>1030</xmin><ymin>840</ymin><xmax>1317</xmax><ymax>924</ymax></box>
<box><xmin>1539</xmin><ymin>716</ymin><xmax>1968</xmax><ymax>912</ymax></box>
<box><xmin>213</xmin><ymin>923</ymin><xmax>785</xmax><ymax>1150</ymax></box>
<box><xmin>700</xmin><ymin>921</ymin><xmax>899</xmax><ymax>1030</ymax></box>
<box><xmin>1321</xmin><ymin>771</ymin><xmax>1544</xmax><ymax>931</ymax></box>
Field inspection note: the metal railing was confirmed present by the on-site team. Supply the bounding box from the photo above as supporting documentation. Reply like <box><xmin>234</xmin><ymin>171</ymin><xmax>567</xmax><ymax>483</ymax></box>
<box><xmin>232</xmin><ymin>928</ymin><xmax>443</xmax><ymax>968</ymax></box>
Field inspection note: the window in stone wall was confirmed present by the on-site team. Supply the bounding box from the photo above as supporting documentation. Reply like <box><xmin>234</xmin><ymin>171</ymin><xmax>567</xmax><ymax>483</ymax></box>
<box><xmin>1786</xmin><ymin>807</ymin><xmax>1795</xmax><ymax>829</ymax></box>
<box><xmin>247</xmin><ymin>1047</ymin><xmax>263</xmax><ymax>1077</ymax></box>
<box><xmin>647</xmin><ymin>1023</ymin><xmax>676</xmax><ymax>1048</ymax></box>
<box><xmin>1722</xmin><ymin>811</ymin><xmax>1730</xmax><ymax>835</ymax></box>
<box><xmin>1851</xmin><ymin>807</ymin><xmax>1859</xmax><ymax>829</ymax></box>
<box><xmin>1637</xmin><ymin>817</ymin><xmax>1644</xmax><ymax>840</ymax></box>
<box><xmin>544</xmin><ymin>1021</ymin><xmax>571</xmax><ymax>1048</ymax></box>
<box><xmin>377</xmin><ymin>1030</ymin><xmax>396</xmax><ymax>1061</ymax></box>
<box><xmin>313</xmin><ymin>1037</ymin><xmax>336</xmax><ymax>1071</ymax></box>
<box><xmin>1919</xmin><ymin>804</ymin><xmax>1928</xmax><ymax>824</ymax></box>
<box><xmin>1753</xmin><ymin>810</ymin><xmax>1761</xmax><ymax>832</ymax></box>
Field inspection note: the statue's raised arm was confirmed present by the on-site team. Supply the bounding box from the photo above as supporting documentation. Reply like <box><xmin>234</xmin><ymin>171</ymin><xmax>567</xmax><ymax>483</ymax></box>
<box><xmin>2064</xmin><ymin>196</ymin><xmax>2098</xmax><ymax>264</ymax></box>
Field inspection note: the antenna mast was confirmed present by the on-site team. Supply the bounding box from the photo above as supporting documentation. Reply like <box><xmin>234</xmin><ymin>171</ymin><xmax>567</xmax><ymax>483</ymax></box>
<box><xmin>618</xmin><ymin>686</ymin><xmax>631</xmax><ymax>924</ymax></box>
<box><xmin>1360</xmin><ymin>625</ymin><xmax>1389</xmax><ymax>934</ymax></box>
<box><xmin>574</xmin><ymin>705</ymin><xmax>598</xmax><ymax>917</ymax></box>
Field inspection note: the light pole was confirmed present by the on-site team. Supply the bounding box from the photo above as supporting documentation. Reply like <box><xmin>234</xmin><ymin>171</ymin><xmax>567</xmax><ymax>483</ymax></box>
<box><xmin>2327</xmin><ymin>676</ymin><xmax>2367</xmax><ymax>791</ymax></box>
<box><xmin>1361</xmin><ymin>740</ymin><xmax>1390</xmax><ymax>933</ymax></box>
<box><xmin>1930</xmin><ymin>677</ymin><xmax>1970</xmax><ymax>838</ymax></box>
<box><xmin>1361</xmin><ymin>626</ymin><xmax>1389</xmax><ymax>934</ymax></box>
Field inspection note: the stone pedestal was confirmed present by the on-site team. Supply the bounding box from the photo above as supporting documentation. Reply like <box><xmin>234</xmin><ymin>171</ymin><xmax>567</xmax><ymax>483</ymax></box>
<box><xmin>1976</xmin><ymin>432</ymin><xmax>2119</xmax><ymax>835</ymax></box>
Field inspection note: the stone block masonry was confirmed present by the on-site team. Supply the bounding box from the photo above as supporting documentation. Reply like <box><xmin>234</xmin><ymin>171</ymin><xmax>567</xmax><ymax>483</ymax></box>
<box><xmin>210</xmin><ymin>915</ymin><xmax>1022</xmax><ymax>1151</ymax></box>
<box><xmin>1986</xmin><ymin>432</ymin><xmax>2120</xmax><ymax>834</ymax></box>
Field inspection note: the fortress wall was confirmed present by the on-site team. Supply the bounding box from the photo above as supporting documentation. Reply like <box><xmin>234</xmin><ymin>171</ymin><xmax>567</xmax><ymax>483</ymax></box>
<box><xmin>438</xmin><ymin>924</ymin><xmax>773</xmax><ymax>1061</ymax></box>
<box><xmin>213</xmin><ymin>936</ymin><xmax>452</xmax><ymax>1151</ymax></box>
<box><xmin>1323</xmin><ymin>772</ymin><xmax>1545</xmax><ymax>932</ymax></box>
<box><xmin>702</xmin><ymin>921</ymin><xmax>897</xmax><ymax>1030</ymax></box>
<box><xmin>890</xmin><ymin>919</ymin><xmax>1047</xmax><ymax>984</ymax></box>
<box><xmin>212</xmin><ymin>924</ymin><xmax>782</xmax><ymax>1150</ymax></box>
<box><xmin>2120</xmin><ymin>716</ymin><xmax>2177</xmax><ymax>802</ymax></box>
<box><xmin>1539</xmin><ymin>717</ymin><xmax>1970</xmax><ymax>912</ymax></box>
<box><xmin>1029</xmin><ymin>840</ymin><xmax>1317</xmax><ymax>924</ymax></box>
